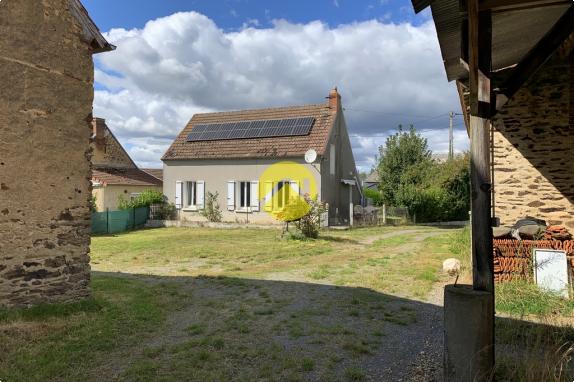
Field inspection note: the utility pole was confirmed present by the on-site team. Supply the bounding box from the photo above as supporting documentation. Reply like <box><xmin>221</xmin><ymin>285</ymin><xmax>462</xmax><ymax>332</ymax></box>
<box><xmin>448</xmin><ymin>111</ymin><xmax>454</xmax><ymax>160</ymax></box>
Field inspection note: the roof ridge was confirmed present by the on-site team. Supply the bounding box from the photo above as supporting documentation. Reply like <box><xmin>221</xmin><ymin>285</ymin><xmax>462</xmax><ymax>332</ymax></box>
<box><xmin>192</xmin><ymin>103</ymin><xmax>330</xmax><ymax>118</ymax></box>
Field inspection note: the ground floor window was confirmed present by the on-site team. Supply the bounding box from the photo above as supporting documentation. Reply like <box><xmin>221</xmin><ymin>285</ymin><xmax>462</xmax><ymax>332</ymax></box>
<box><xmin>240</xmin><ymin>181</ymin><xmax>251</xmax><ymax>208</ymax></box>
<box><xmin>277</xmin><ymin>181</ymin><xmax>291</xmax><ymax>209</ymax></box>
<box><xmin>186</xmin><ymin>181</ymin><xmax>197</xmax><ymax>207</ymax></box>
<box><xmin>130</xmin><ymin>193</ymin><xmax>141</xmax><ymax>201</ymax></box>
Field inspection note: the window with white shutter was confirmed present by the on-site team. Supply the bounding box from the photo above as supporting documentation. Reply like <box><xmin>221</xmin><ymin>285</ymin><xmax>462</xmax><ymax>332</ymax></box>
<box><xmin>250</xmin><ymin>181</ymin><xmax>259</xmax><ymax>211</ymax></box>
<box><xmin>264</xmin><ymin>181</ymin><xmax>273</xmax><ymax>212</ymax></box>
<box><xmin>290</xmin><ymin>180</ymin><xmax>300</xmax><ymax>196</ymax></box>
<box><xmin>227</xmin><ymin>181</ymin><xmax>236</xmax><ymax>211</ymax></box>
<box><xmin>185</xmin><ymin>181</ymin><xmax>196</xmax><ymax>207</ymax></box>
<box><xmin>175</xmin><ymin>181</ymin><xmax>183</xmax><ymax>209</ymax></box>
<box><xmin>240</xmin><ymin>181</ymin><xmax>251</xmax><ymax>208</ymax></box>
<box><xmin>277</xmin><ymin>181</ymin><xmax>291</xmax><ymax>209</ymax></box>
<box><xmin>197</xmin><ymin>181</ymin><xmax>205</xmax><ymax>209</ymax></box>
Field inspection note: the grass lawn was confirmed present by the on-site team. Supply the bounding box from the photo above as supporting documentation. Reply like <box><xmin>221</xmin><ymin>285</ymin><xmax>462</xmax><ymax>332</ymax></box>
<box><xmin>0</xmin><ymin>225</ymin><xmax>464</xmax><ymax>381</ymax></box>
<box><xmin>90</xmin><ymin>226</ymin><xmax>464</xmax><ymax>300</ymax></box>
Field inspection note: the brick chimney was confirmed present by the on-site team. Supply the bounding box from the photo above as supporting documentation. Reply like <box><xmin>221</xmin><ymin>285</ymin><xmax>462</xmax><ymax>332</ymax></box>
<box><xmin>92</xmin><ymin>118</ymin><xmax>106</xmax><ymax>151</ymax></box>
<box><xmin>328</xmin><ymin>87</ymin><xmax>341</xmax><ymax>111</ymax></box>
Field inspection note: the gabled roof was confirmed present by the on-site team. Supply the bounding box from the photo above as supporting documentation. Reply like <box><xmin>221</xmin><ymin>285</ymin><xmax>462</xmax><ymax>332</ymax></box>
<box><xmin>92</xmin><ymin>168</ymin><xmax>163</xmax><ymax>187</ymax></box>
<box><xmin>162</xmin><ymin>91</ymin><xmax>341</xmax><ymax>161</ymax></box>
<box><xmin>142</xmin><ymin>168</ymin><xmax>163</xmax><ymax>181</ymax></box>
<box><xmin>70</xmin><ymin>0</ymin><xmax>115</xmax><ymax>54</ymax></box>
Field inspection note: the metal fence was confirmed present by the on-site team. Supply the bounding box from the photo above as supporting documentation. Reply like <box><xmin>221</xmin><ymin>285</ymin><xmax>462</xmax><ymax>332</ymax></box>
<box><xmin>91</xmin><ymin>207</ymin><xmax>149</xmax><ymax>234</ymax></box>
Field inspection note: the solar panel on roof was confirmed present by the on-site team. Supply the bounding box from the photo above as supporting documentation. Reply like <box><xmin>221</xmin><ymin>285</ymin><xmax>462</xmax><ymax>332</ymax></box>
<box><xmin>186</xmin><ymin>117</ymin><xmax>315</xmax><ymax>142</ymax></box>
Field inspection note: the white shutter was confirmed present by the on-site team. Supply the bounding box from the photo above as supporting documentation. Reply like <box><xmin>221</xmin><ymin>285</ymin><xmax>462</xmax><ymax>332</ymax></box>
<box><xmin>290</xmin><ymin>180</ymin><xmax>300</xmax><ymax>196</ymax></box>
<box><xmin>175</xmin><ymin>181</ymin><xmax>183</xmax><ymax>209</ymax></box>
<box><xmin>227</xmin><ymin>181</ymin><xmax>236</xmax><ymax>211</ymax></box>
<box><xmin>250</xmin><ymin>181</ymin><xmax>259</xmax><ymax>211</ymax></box>
<box><xmin>197</xmin><ymin>181</ymin><xmax>205</xmax><ymax>208</ymax></box>
<box><xmin>264</xmin><ymin>181</ymin><xmax>273</xmax><ymax>212</ymax></box>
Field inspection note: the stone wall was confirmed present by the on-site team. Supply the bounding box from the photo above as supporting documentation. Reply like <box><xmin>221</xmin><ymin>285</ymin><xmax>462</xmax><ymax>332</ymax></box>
<box><xmin>0</xmin><ymin>1</ymin><xmax>97</xmax><ymax>306</ymax></box>
<box><xmin>92</xmin><ymin>118</ymin><xmax>136</xmax><ymax>169</ymax></box>
<box><xmin>493</xmin><ymin>53</ymin><xmax>574</xmax><ymax>229</ymax></box>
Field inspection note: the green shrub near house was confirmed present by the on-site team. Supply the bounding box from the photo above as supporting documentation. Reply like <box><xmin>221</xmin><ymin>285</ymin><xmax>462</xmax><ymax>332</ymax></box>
<box><xmin>118</xmin><ymin>190</ymin><xmax>165</xmax><ymax>210</ymax></box>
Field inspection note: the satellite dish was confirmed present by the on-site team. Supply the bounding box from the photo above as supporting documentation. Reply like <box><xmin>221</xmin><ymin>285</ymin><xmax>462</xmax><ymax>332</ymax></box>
<box><xmin>305</xmin><ymin>149</ymin><xmax>317</xmax><ymax>164</ymax></box>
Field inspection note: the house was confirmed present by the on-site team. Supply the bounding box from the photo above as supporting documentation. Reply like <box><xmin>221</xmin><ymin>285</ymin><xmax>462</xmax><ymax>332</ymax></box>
<box><xmin>363</xmin><ymin>171</ymin><xmax>380</xmax><ymax>190</ymax></box>
<box><xmin>0</xmin><ymin>0</ymin><xmax>113</xmax><ymax>306</ymax></box>
<box><xmin>162</xmin><ymin>89</ymin><xmax>361</xmax><ymax>225</ymax></box>
<box><xmin>91</xmin><ymin>118</ymin><xmax>163</xmax><ymax>211</ymax></box>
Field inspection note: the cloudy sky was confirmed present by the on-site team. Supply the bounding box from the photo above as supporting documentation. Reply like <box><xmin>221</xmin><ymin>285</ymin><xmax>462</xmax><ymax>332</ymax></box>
<box><xmin>83</xmin><ymin>0</ymin><xmax>468</xmax><ymax>171</ymax></box>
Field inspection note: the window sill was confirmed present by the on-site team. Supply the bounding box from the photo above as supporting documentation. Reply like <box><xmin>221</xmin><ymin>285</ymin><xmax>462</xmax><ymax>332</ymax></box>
<box><xmin>182</xmin><ymin>206</ymin><xmax>200</xmax><ymax>212</ymax></box>
<box><xmin>235</xmin><ymin>208</ymin><xmax>259</xmax><ymax>213</ymax></box>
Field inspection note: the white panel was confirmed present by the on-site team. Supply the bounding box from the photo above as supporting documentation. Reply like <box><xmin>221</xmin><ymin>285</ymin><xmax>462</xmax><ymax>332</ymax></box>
<box><xmin>330</xmin><ymin>144</ymin><xmax>336</xmax><ymax>175</ymax></box>
<box><xmin>197</xmin><ymin>181</ymin><xmax>205</xmax><ymax>208</ymax></box>
<box><xmin>227</xmin><ymin>181</ymin><xmax>235</xmax><ymax>211</ymax></box>
<box><xmin>290</xmin><ymin>180</ymin><xmax>300</xmax><ymax>196</ymax></box>
<box><xmin>534</xmin><ymin>249</ymin><xmax>569</xmax><ymax>298</ymax></box>
<box><xmin>264</xmin><ymin>181</ymin><xmax>273</xmax><ymax>212</ymax></box>
<box><xmin>250</xmin><ymin>181</ymin><xmax>259</xmax><ymax>211</ymax></box>
<box><xmin>175</xmin><ymin>181</ymin><xmax>183</xmax><ymax>209</ymax></box>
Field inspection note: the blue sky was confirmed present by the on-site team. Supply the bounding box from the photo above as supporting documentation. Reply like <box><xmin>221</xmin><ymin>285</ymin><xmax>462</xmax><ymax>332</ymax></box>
<box><xmin>83</xmin><ymin>0</ymin><xmax>424</xmax><ymax>32</ymax></box>
<box><xmin>84</xmin><ymin>0</ymin><xmax>465</xmax><ymax>170</ymax></box>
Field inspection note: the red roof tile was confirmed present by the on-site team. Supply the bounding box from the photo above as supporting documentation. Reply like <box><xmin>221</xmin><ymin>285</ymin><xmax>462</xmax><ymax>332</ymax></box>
<box><xmin>92</xmin><ymin>168</ymin><xmax>163</xmax><ymax>187</ymax></box>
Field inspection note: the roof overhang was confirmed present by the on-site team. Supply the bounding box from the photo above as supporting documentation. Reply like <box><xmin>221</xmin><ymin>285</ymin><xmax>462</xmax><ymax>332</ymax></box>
<box><xmin>413</xmin><ymin>0</ymin><xmax>572</xmax><ymax>83</ymax></box>
<box><xmin>341</xmin><ymin>179</ymin><xmax>357</xmax><ymax>186</ymax></box>
<box><xmin>412</xmin><ymin>0</ymin><xmax>573</xmax><ymax>130</ymax></box>
<box><xmin>70</xmin><ymin>0</ymin><xmax>115</xmax><ymax>54</ymax></box>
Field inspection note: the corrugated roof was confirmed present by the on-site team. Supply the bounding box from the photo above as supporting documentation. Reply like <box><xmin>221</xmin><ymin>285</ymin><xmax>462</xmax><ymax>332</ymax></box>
<box><xmin>162</xmin><ymin>102</ymin><xmax>338</xmax><ymax>161</ymax></box>
<box><xmin>418</xmin><ymin>0</ymin><xmax>571</xmax><ymax>82</ymax></box>
<box><xmin>92</xmin><ymin>168</ymin><xmax>163</xmax><ymax>187</ymax></box>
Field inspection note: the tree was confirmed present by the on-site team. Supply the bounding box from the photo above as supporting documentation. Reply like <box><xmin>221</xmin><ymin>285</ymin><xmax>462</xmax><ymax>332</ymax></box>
<box><xmin>377</xmin><ymin>125</ymin><xmax>432</xmax><ymax>209</ymax></box>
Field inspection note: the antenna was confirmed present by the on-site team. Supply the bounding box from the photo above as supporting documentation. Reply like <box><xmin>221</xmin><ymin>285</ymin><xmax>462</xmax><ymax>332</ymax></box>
<box><xmin>449</xmin><ymin>111</ymin><xmax>454</xmax><ymax>160</ymax></box>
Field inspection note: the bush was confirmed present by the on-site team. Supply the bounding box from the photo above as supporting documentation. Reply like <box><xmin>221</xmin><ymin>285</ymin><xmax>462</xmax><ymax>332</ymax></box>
<box><xmin>294</xmin><ymin>195</ymin><xmax>327</xmax><ymax>239</ymax></box>
<box><xmin>154</xmin><ymin>203</ymin><xmax>177</xmax><ymax>220</ymax></box>
<box><xmin>118</xmin><ymin>190</ymin><xmax>165</xmax><ymax>210</ymax></box>
<box><xmin>363</xmin><ymin>188</ymin><xmax>383</xmax><ymax>206</ymax></box>
<box><xmin>200</xmin><ymin>191</ymin><xmax>222</xmax><ymax>222</ymax></box>
<box><xmin>89</xmin><ymin>195</ymin><xmax>98</xmax><ymax>213</ymax></box>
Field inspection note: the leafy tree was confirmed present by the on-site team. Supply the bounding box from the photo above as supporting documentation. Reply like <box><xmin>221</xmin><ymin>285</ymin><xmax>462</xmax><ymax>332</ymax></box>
<box><xmin>377</xmin><ymin>125</ymin><xmax>432</xmax><ymax>209</ymax></box>
<box><xmin>377</xmin><ymin>125</ymin><xmax>470</xmax><ymax>222</ymax></box>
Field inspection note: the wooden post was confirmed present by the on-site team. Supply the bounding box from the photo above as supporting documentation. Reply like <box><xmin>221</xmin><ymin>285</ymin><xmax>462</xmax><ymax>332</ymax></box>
<box><xmin>382</xmin><ymin>204</ymin><xmax>387</xmax><ymax>225</ymax></box>
<box><xmin>349</xmin><ymin>186</ymin><xmax>353</xmax><ymax>227</ymax></box>
<box><xmin>468</xmin><ymin>0</ymin><xmax>494</xmax><ymax>294</ymax></box>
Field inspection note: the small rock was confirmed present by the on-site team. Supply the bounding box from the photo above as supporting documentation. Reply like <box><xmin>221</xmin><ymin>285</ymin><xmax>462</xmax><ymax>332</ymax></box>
<box><xmin>442</xmin><ymin>258</ymin><xmax>461</xmax><ymax>276</ymax></box>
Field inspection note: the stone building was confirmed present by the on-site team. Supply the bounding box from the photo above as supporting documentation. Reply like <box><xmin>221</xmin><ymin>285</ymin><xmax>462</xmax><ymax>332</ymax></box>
<box><xmin>492</xmin><ymin>53</ymin><xmax>574</xmax><ymax>229</ymax></box>
<box><xmin>91</xmin><ymin>118</ymin><xmax>162</xmax><ymax>212</ymax></box>
<box><xmin>0</xmin><ymin>0</ymin><xmax>113</xmax><ymax>306</ymax></box>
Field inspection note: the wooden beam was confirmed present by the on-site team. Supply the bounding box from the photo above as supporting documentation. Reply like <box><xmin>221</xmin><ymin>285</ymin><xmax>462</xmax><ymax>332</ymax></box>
<box><xmin>479</xmin><ymin>0</ymin><xmax>570</xmax><ymax>12</ymax></box>
<box><xmin>468</xmin><ymin>0</ymin><xmax>494</xmax><ymax>294</ymax></box>
<box><xmin>498</xmin><ymin>5</ymin><xmax>574</xmax><ymax>104</ymax></box>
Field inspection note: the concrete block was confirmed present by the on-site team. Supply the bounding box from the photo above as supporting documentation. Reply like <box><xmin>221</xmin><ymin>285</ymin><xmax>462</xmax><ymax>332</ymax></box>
<box><xmin>444</xmin><ymin>284</ymin><xmax>494</xmax><ymax>382</ymax></box>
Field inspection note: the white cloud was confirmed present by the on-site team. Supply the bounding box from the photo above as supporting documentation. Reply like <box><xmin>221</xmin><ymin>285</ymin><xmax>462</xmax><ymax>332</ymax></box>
<box><xmin>94</xmin><ymin>12</ymin><xmax>467</xmax><ymax>171</ymax></box>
